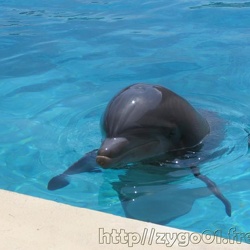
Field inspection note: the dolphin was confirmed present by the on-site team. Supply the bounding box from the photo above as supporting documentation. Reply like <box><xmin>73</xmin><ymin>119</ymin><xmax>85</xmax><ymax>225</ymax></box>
<box><xmin>47</xmin><ymin>83</ymin><xmax>231</xmax><ymax>217</ymax></box>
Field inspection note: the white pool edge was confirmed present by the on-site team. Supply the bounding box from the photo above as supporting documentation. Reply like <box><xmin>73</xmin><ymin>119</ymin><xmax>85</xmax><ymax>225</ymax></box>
<box><xmin>0</xmin><ymin>189</ymin><xmax>248</xmax><ymax>250</ymax></box>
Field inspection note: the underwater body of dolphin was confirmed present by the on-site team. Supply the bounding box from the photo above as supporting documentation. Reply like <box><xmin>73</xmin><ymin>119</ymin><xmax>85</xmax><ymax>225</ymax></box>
<box><xmin>48</xmin><ymin>83</ymin><xmax>231</xmax><ymax>216</ymax></box>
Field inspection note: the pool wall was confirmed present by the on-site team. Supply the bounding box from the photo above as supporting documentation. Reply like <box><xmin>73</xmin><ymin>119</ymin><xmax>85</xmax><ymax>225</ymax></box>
<box><xmin>0</xmin><ymin>190</ymin><xmax>248</xmax><ymax>249</ymax></box>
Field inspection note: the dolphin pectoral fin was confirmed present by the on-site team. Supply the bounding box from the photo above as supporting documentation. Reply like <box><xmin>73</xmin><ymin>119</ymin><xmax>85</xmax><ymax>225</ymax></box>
<box><xmin>63</xmin><ymin>149</ymin><xmax>100</xmax><ymax>175</ymax></box>
<box><xmin>47</xmin><ymin>149</ymin><xmax>102</xmax><ymax>191</ymax></box>
<box><xmin>47</xmin><ymin>174</ymin><xmax>69</xmax><ymax>191</ymax></box>
<box><xmin>190</xmin><ymin>166</ymin><xmax>231</xmax><ymax>217</ymax></box>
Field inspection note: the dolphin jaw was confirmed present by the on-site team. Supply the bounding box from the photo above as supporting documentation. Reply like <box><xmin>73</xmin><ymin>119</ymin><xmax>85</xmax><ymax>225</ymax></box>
<box><xmin>96</xmin><ymin>155</ymin><xmax>112</xmax><ymax>168</ymax></box>
<box><xmin>96</xmin><ymin>138</ymin><xmax>170</xmax><ymax>169</ymax></box>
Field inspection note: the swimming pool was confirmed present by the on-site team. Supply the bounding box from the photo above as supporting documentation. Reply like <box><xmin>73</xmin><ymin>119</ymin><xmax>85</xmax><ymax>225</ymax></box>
<box><xmin>1</xmin><ymin>0</ymin><xmax>250</xmax><ymax>243</ymax></box>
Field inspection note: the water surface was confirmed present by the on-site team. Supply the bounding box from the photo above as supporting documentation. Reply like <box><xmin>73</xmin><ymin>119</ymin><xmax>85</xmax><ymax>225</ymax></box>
<box><xmin>0</xmin><ymin>0</ymin><xmax>250</xmax><ymax>242</ymax></box>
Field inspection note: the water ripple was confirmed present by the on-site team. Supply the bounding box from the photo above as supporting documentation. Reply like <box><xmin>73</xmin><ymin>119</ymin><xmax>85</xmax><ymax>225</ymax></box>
<box><xmin>191</xmin><ymin>2</ymin><xmax>250</xmax><ymax>9</ymax></box>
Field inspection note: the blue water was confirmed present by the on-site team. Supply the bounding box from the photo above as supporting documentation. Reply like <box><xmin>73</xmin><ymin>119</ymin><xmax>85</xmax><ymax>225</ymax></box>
<box><xmin>1</xmin><ymin>0</ymin><xmax>250</xmax><ymax>242</ymax></box>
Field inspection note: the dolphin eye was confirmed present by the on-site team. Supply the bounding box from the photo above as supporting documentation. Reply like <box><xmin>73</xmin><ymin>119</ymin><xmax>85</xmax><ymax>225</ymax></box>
<box><xmin>168</xmin><ymin>128</ymin><xmax>181</xmax><ymax>144</ymax></box>
<box><xmin>169</xmin><ymin>131</ymin><xmax>175</xmax><ymax>137</ymax></box>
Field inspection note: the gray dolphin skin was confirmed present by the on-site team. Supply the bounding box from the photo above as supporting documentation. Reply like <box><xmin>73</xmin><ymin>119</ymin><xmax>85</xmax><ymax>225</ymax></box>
<box><xmin>48</xmin><ymin>83</ymin><xmax>231</xmax><ymax>217</ymax></box>
<box><xmin>96</xmin><ymin>83</ymin><xmax>210</xmax><ymax>168</ymax></box>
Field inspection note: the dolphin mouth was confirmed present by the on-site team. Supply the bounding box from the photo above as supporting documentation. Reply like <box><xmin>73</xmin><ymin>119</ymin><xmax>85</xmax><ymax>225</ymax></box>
<box><xmin>96</xmin><ymin>155</ymin><xmax>113</xmax><ymax>168</ymax></box>
<box><xmin>96</xmin><ymin>140</ymin><xmax>164</xmax><ymax>169</ymax></box>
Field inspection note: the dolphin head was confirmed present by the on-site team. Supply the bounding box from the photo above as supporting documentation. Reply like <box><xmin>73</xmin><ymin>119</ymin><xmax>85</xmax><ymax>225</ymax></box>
<box><xmin>96</xmin><ymin>83</ymin><xmax>209</xmax><ymax>169</ymax></box>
